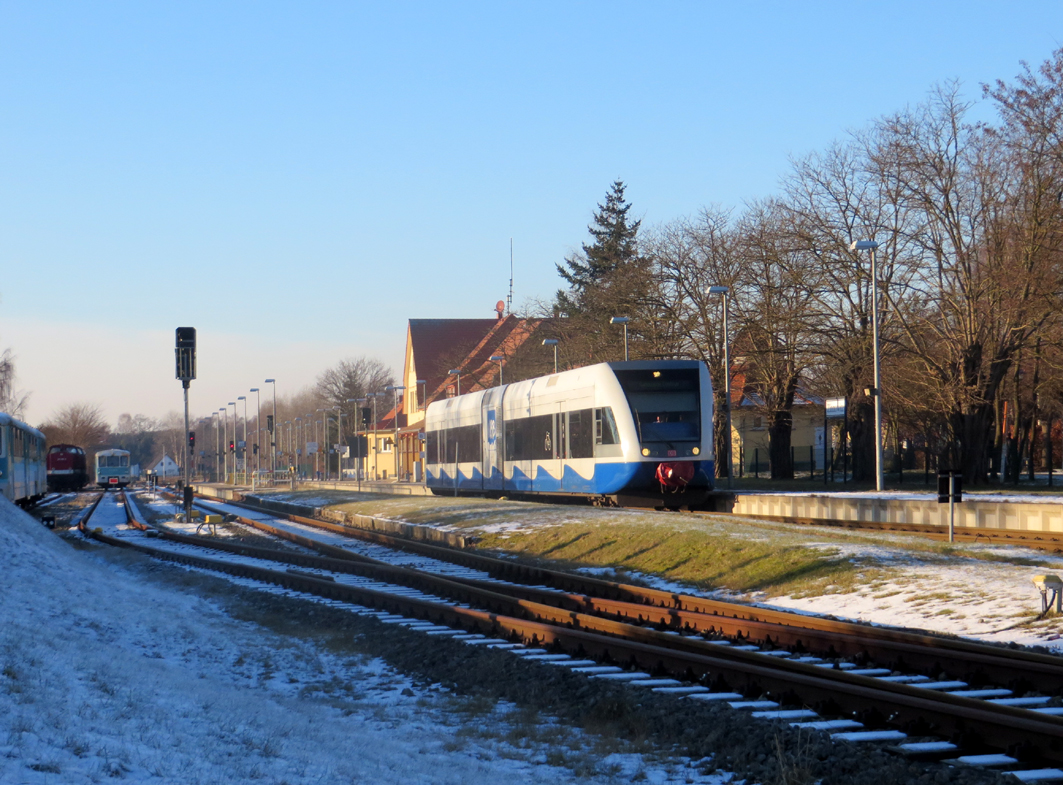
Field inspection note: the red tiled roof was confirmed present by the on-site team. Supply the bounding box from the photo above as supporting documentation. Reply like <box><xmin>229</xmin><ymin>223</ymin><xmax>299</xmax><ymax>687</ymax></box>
<box><xmin>411</xmin><ymin>316</ymin><xmax>543</xmax><ymax>405</ymax></box>
<box><xmin>409</xmin><ymin>319</ymin><xmax>499</xmax><ymax>403</ymax></box>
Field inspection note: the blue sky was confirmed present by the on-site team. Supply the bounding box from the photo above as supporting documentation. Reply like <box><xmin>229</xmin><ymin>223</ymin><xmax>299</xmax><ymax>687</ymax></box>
<box><xmin>2</xmin><ymin>1</ymin><xmax>1062</xmax><ymax>425</ymax></box>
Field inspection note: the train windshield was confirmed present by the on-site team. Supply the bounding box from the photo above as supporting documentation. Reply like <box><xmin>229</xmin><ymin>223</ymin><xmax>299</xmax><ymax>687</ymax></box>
<box><xmin>614</xmin><ymin>368</ymin><xmax>701</xmax><ymax>443</ymax></box>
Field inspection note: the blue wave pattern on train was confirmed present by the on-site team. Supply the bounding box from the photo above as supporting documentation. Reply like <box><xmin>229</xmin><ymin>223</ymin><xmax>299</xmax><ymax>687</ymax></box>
<box><xmin>424</xmin><ymin>360</ymin><xmax>714</xmax><ymax>502</ymax></box>
<box><xmin>0</xmin><ymin>412</ymin><xmax>47</xmax><ymax>506</ymax></box>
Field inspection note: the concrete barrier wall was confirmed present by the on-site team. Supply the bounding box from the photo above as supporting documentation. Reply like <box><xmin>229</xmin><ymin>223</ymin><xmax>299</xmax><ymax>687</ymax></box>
<box><xmin>730</xmin><ymin>493</ymin><xmax>1063</xmax><ymax>533</ymax></box>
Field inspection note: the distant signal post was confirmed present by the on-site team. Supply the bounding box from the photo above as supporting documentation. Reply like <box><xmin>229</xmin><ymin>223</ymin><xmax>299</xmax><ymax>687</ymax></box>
<box><xmin>176</xmin><ymin>327</ymin><xmax>197</xmax><ymax>522</ymax></box>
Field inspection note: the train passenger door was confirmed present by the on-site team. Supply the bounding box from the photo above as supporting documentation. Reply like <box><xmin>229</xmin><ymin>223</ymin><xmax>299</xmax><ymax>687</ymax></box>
<box><xmin>481</xmin><ymin>388</ymin><xmax>504</xmax><ymax>492</ymax></box>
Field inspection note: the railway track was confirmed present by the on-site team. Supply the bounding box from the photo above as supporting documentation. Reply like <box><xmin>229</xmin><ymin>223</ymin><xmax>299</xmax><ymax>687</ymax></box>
<box><xmin>80</xmin><ymin>490</ymin><xmax>1063</xmax><ymax>780</ymax></box>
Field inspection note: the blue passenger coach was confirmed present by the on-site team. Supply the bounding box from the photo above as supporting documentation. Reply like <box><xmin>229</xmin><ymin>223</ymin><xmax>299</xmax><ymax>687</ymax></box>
<box><xmin>0</xmin><ymin>413</ymin><xmax>47</xmax><ymax>506</ymax></box>
<box><xmin>424</xmin><ymin>360</ymin><xmax>714</xmax><ymax>505</ymax></box>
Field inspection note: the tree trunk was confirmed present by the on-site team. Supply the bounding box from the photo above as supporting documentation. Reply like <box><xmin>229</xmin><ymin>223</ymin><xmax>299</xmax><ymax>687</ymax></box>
<box><xmin>767</xmin><ymin>409</ymin><xmax>794</xmax><ymax>479</ymax></box>
<box><xmin>713</xmin><ymin>391</ymin><xmax>731</xmax><ymax>481</ymax></box>
<box><xmin>847</xmin><ymin>400</ymin><xmax>875</xmax><ymax>482</ymax></box>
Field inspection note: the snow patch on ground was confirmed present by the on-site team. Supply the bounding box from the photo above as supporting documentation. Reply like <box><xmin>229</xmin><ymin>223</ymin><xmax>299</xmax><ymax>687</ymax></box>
<box><xmin>0</xmin><ymin>495</ymin><xmax>735</xmax><ymax>784</ymax></box>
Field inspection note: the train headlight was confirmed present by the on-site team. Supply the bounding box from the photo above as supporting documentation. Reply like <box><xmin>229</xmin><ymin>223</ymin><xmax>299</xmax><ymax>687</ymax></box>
<box><xmin>641</xmin><ymin>448</ymin><xmax>650</xmax><ymax>457</ymax></box>
<box><xmin>692</xmin><ymin>447</ymin><xmax>700</xmax><ymax>456</ymax></box>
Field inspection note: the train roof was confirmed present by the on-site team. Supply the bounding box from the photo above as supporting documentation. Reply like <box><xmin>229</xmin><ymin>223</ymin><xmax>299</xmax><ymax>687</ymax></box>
<box><xmin>95</xmin><ymin>448</ymin><xmax>131</xmax><ymax>457</ymax></box>
<box><xmin>0</xmin><ymin>412</ymin><xmax>45</xmax><ymax>440</ymax></box>
<box><xmin>603</xmin><ymin>359</ymin><xmax>705</xmax><ymax>371</ymax></box>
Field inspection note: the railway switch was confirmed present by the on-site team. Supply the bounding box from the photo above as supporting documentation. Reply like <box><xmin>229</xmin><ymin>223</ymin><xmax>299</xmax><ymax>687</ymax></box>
<box><xmin>1033</xmin><ymin>575</ymin><xmax>1063</xmax><ymax>614</ymax></box>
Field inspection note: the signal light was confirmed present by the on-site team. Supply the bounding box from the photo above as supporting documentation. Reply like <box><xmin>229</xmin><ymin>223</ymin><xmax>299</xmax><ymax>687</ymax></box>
<box><xmin>188</xmin><ymin>431</ymin><xmax>195</xmax><ymax>449</ymax></box>
<box><xmin>229</xmin><ymin>440</ymin><xmax>235</xmax><ymax>453</ymax></box>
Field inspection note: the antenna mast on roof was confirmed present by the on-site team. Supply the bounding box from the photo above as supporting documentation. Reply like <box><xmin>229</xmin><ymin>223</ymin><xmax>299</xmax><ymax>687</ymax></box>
<box><xmin>506</xmin><ymin>238</ymin><xmax>514</xmax><ymax>315</ymax></box>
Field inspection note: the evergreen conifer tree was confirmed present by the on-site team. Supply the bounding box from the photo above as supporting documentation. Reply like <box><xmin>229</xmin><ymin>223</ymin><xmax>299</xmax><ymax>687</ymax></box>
<box><xmin>555</xmin><ymin>180</ymin><xmax>642</xmax><ymax>316</ymax></box>
<box><xmin>550</xmin><ymin>181</ymin><xmax>649</xmax><ymax>365</ymax></box>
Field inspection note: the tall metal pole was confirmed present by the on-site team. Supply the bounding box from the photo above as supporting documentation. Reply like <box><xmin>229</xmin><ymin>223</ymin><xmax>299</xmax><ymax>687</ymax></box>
<box><xmin>221</xmin><ymin>408</ymin><xmax>229</xmax><ymax>482</ymax></box>
<box><xmin>355</xmin><ymin>397</ymin><xmax>367</xmax><ymax>491</ymax></box>
<box><xmin>228</xmin><ymin>402</ymin><xmax>237</xmax><ymax>484</ymax></box>
<box><xmin>708</xmin><ymin>287</ymin><xmax>732</xmax><ymax>488</ymax></box>
<box><xmin>372</xmin><ymin>395</ymin><xmax>379</xmax><ymax>480</ymax></box>
<box><xmin>265</xmin><ymin>379</ymin><xmax>277</xmax><ymax>478</ymax></box>
<box><xmin>722</xmin><ymin>291</ymin><xmax>732</xmax><ymax>489</ymax></box>
<box><xmin>610</xmin><ymin>317</ymin><xmax>629</xmax><ymax>361</ymax></box>
<box><xmin>543</xmin><ymin>339</ymin><xmax>558</xmax><ymax>373</ymax></box>
<box><xmin>238</xmin><ymin>396</ymin><xmax>247</xmax><ymax>483</ymax></box>
<box><xmin>850</xmin><ymin>240</ymin><xmax>884</xmax><ymax>492</ymax></box>
<box><xmin>182</xmin><ymin>386</ymin><xmax>189</xmax><ymax>497</ymax></box>
<box><xmin>871</xmin><ymin>245</ymin><xmax>883</xmax><ymax>492</ymax></box>
<box><xmin>295</xmin><ymin>417</ymin><xmax>302</xmax><ymax>476</ymax></box>
<box><xmin>213</xmin><ymin>412</ymin><xmax>219</xmax><ymax>482</ymax></box>
<box><xmin>335</xmin><ymin>409</ymin><xmax>344</xmax><ymax>480</ymax></box>
<box><xmin>386</xmin><ymin>386</ymin><xmax>405</xmax><ymax>481</ymax></box>
<box><xmin>250</xmin><ymin>388</ymin><xmax>261</xmax><ymax>477</ymax></box>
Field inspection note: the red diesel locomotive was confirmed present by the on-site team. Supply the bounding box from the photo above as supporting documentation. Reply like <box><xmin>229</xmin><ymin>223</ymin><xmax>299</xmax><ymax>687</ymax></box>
<box><xmin>46</xmin><ymin>444</ymin><xmax>88</xmax><ymax>492</ymax></box>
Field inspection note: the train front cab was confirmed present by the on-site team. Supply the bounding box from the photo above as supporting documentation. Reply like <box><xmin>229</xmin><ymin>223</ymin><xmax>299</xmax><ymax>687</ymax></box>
<box><xmin>95</xmin><ymin>450</ymin><xmax>131</xmax><ymax>489</ymax></box>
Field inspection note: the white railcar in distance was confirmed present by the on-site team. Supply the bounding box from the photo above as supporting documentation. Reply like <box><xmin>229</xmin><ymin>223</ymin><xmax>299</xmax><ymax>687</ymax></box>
<box><xmin>95</xmin><ymin>449</ymin><xmax>132</xmax><ymax>489</ymax></box>
<box><xmin>0</xmin><ymin>412</ymin><xmax>47</xmax><ymax>506</ymax></box>
<box><xmin>425</xmin><ymin>360</ymin><xmax>714</xmax><ymax>506</ymax></box>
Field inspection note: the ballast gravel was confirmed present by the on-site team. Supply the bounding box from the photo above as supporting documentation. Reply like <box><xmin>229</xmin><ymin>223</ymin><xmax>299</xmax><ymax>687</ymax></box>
<box><xmin>223</xmin><ymin>584</ymin><xmax>1012</xmax><ymax>785</ymax></box>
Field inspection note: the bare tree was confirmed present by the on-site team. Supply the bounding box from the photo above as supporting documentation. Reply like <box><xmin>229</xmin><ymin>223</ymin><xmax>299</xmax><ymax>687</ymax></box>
<box><xmin>316</xmin><ymin>357</ymin><xmax>395</xmax><ymax>428</ymax></box>
<box><xmin>0</xmin><ymin>349</ymin><xmax>30</xmax><ymax>418</ymax></box>
<box><xmin>870</xmin><ymin>83</ymin><xmax>1063</xmax><ymax>481</ymax></box>
<box><xmin>731</xmin><ymin>201</ymin><xmax>821</xmax><ymax>479</ymax></box>
<box><xmin>39</xmin><ymin>403</ymin><xmax>109</xmax><ymax>448</ymax></box>
<box><xmin>644</xmin><ymin>206</ymin><xmax>741</xmax><ymax>477</ymax></box>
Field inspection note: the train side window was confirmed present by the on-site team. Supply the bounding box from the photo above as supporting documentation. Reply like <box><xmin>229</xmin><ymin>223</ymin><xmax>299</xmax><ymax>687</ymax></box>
<box><xmin>426</xmin><ymin>430</ymin><xmax>439</xmax><ymax>464</ymax></box>
<box><xmin>0</xmin><ymin>428</ymin><xmax>4</xmax><ymax>457</ymax></box>
<box><xmin>568</xmin><ymin>409</ymin><xmax>594</xmax><ymax>459</ymax></box>
<box><xmin>595</xmin><ymin>408</ymin><xmax>619</xmax><ymax>446</ymax></box>
<box><xmin>120</xmin><ymin>455</ymin><xmax>129</xmax><ymax>467</ymax></box>
<box><xmin>504</xmin><ymin>414</ymin><xmax>552</xmax><ymax>461</ymax></box>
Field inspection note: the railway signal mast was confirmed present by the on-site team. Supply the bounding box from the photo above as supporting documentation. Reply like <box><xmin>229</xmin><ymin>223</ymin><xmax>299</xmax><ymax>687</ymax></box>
<box><xmin>175</xmin><ymin>327</ymin><xmax>197</xmax><ymax>522</ymax></box>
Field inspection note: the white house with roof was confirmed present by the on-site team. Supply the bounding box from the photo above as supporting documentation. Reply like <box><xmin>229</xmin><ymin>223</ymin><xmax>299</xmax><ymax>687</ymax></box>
<box><xmin>149</xmin><ymin>454</ymin><xmax>180</xmax><ymax>478</ymax></box>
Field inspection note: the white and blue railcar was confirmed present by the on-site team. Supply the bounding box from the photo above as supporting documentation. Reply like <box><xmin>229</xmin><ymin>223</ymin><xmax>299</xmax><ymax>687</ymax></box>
<box><xmin>425</xmin><ymin>360</ymin><xmax>714</xmax><ymax>504</ymax></box>
<box><xmin>95</xmin><ymin>449</ymin><xmax>132</xmax><ymax>489</ymax></box>
<box><xmin>0</xmin><ymin>413</ymin><xmax>47</xmax><ymax>506</ymax></box>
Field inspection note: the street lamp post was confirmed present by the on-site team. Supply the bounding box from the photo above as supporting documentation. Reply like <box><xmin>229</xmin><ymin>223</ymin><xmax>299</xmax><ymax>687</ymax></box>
<box><xmin>212</xmin><ymin>412</ymin><xmax>220</xmax><ymax>482</ymax></box>
<box><xmin>489</xmin><ymin>355</ymin><xmax>504</xmax><ymax>387</ymax></box>
<box><xmin>294</xmin><ymin>417</ymin><xmax>302</xmax><ymax>477</ymax></box>
<box><xmin>542</xmin><ymin>339</ymin><xmax>558</xmax><ymax>373</ymax></box>
<box><xmin>448</xmin><ymin>369</ymin><xmax>461</xmax><ymax>397</ymax></box>
<box><xmin>284</xmin><ymin>421</ymin><xmax>291</xmax><ymax>469</ymax></box>
<box><xmin>335</xmin><ymin>408</ymin><xmax>345</xmax><ymax>480</ymax></box>
<box><xmin>370</xmin><ymin>393</ymin><xmax>382</xmax><ymax>480</ymax></box>
<box><xmin>850</xmin><ymin>239</ymin><xmax>884</xmax><ymax>492</ymax></box>
<box><xmin>238</xmin><ymin>396</ymin><xmax>247</xmax><ymax>482</ymax></box>
<box><xmin>610</xmin><ymin>316</ymin><xmax>630</xmax><ymax>361</ymax></box>
<box><xmin>265</xmin><ymin>379</ymin><xmax>277</xmax><ymax>477</ymax></box>
<box><xmin>221</xmin><ymin>407</ymin><xmax>229</xmax><ymax>482</ymax></box>
<box><xmin>316</xmin><ymin>408</ymin><xmax>330</xmax><ymax>481</ymax></box>
<box><xmin>228</xmin><ymin>402</ymin><xmax>237</xmax><ymax>484</ymax></box>
<box><xmin>250</xmin><ymin>388</ymin><xmax>261</xmax><ymax>477</ymax></box>
<box><xmin>385</xmin><ymin>385</ymin><xmax>406</xmax><ymax>481</ymax></box>
<box><xmin>353</xmin><ymin>397</ymin><xmax>367</xmax><ymax>490</ymax></box>
<box><xmin>708</xmin><ymin>286</ymin><xmax>733</xmax><ymax>489</ymax></box>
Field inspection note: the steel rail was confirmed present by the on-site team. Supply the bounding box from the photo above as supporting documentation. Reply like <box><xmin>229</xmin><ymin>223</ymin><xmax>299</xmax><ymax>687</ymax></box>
<box><xmin>85</xmin><ymin>512</ymin><xmax>1063</xmax><ymax>765</ymax></box>
<box><xmin>208</xmin><ymin>496</ymin><xmax>1063</xmax><ymax>684</ymax></box>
